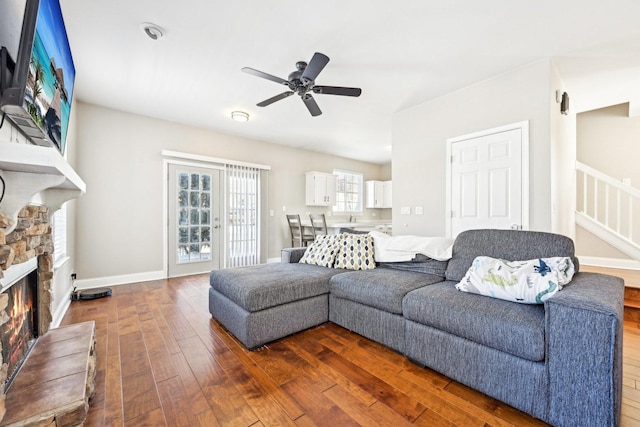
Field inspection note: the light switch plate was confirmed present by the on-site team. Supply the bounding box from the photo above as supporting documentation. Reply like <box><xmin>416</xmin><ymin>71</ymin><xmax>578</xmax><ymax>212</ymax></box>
<box><xmin>401</xmin><ymin>207</ymin><xmax>411</xmax><ymax>215</ymax></box>
<box><xmin>415</xmin><ymin>206</ymin><xmax>424</xmax><ymax>215</ymax></box>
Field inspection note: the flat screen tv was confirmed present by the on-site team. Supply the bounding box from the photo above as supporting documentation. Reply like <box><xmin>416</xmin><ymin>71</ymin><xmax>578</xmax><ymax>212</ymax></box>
<box><xmin>0</xmin><ymin>0</ymin><xmax>75</xmax><ymax>155</ymax></box>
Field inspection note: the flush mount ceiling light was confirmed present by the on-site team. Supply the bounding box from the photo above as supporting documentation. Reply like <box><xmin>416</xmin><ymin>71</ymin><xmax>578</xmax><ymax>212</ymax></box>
<box><xmin>231</xmin><ymin>111</ymin><xmax>250</xmax><ymax>122</ymax></box>
<box><xmin>140</xmin><ymin>23</ymin><xmax>164</xmax><ymax>40</ymax></box>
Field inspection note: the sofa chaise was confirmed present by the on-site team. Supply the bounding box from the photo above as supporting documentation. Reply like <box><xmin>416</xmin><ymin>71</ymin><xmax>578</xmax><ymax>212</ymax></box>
<box><xmin>208</xmin><ymin>229</ymin><xmax>624</xmax><ymax>426</ymax></box>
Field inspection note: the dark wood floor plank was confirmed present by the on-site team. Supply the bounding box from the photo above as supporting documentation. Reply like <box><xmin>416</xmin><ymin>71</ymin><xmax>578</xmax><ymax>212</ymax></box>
<box><xmin>324</xmin><ymin>383</ymin><xmax>415</xmax><ymax>427</ymax></box>
<box><xmin>248</xmin><ymin>340</ymin><xmax>332</xmax><ymax>387</ymax></box>
<box><xmin>444</xmin><ymin>381</ymin><xmax>549</xmax><ymax>427</ymax></box>
<box><xmin>196</xmin><ymin>409</ymin><xmax>222</xmax><ymax>427</ymax></box>
<box><xmin>156</xmin><ymin>376</ymin><xmax>201</xmax><ymax>427</ymax></box>
<box><xmin>210</xmin><ymin>319</ymin><xmax>307</xmax><ymax>421</ymax></box>
<box><xmin>316</xmin><ymin>343</ymin><xmax>427</xmax><ymax>422</ymax></box>
<box><xmin>118</xmin><ymin>332</ymin><xmax>152</xmax><ymax>378</ymax></box>
<box><xmin>201</xmin><ymin>376</ymin><xmax>259</xmax><ymax>426</ymax></box>
<box><xmin>285</xmin><ymin>332</ymin><xmax>378</xmax><ymax>407</ymax></box>
<box><xmin>102</xmin><ymin>339</ymin><xmax>124</xmax><ymax>426</ymax></box>
<box><xmin>170</xmin><ymin>351</ymin><xmax>216</xmax><ymax>417</ymax></box>
<box><xmin>176</xmin><ymin>334</ymin><xmax>259</xmax><ymax>425</ymax></box>
<box><xmin>139</xmin><ymin>317</ymin><xmax>179</xmax><ymax>382</ymax></box>
<box><xmin>124</xmin><ymin>407</ymin><xmax>166</xmax><ymax>427</ymax></box>
<box><xmin>282</xmin><ymin>374</ymin><xmax>360</xmax><ymax>426</ymax></box>
<box><xmin>413</xmin><ymin>408</ymin><xmax>460</xmax><ymax>427</ymax></box>
<box><xmin>231</xmin><ymin>366</ymin><xmax>299</xmax><ymax>427</ymax></box>
<box><xmin>319</xmin><ymin>325</ymin><xmax>513</xmax><ymax>427</ymax></box>
<box><xmin>176</xmin><ymin>335</ymin><xmax>225</xmax><ymax>388</ymax></box>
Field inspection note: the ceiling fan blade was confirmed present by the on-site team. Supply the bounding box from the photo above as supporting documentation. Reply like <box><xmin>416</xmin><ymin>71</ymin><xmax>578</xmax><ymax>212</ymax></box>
<box><xmin>241</xmin><ymin>67</ymin><xmax>289</xmax><ymax>85</ymax></box>
<box><xmin>257</xmin><ymin>91</ymin><xmax>294</xmax><ymax>107</ymax></box>
<box><xmin>301</xmin><ymin>52</ymin><xmax>329</xmax><ymax>82</ymax></box>
<box><xmin>312</xmin><ymin>86</ymin><xmax>362</xmax><ymax>97</ymax></box>
<box><xmin>302</xmin><ymin>94</ymin><xmax>322</xmax><ymax>116</ymax></box>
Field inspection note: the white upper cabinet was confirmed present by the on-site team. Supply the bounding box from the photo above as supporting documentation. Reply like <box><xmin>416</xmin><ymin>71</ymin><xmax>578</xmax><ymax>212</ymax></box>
<box><xmin>365</xmin><ymin>180</ymin><xmax>392</xmax><ymax>208</ymax></box>
<box><xmin>305</xmin><ymin>171</ymin><xmax>336</xmax><ymax>206</ymax></box>
<box><xmin>383</xmin><ymin>180</ymin><xmax>392</xmax><ymax>208</ymax></box>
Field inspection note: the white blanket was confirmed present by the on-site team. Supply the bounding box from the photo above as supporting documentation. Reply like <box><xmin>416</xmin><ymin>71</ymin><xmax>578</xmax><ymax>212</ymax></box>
<box><xmin>369</xmin><ymin>231</ymin><xmax>453</xmax><ymax>262</ymax></box>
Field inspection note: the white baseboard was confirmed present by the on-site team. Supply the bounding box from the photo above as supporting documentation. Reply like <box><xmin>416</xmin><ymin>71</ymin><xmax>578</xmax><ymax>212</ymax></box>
<box><xmin>73</xmin><ymin>270</ymin><xmax>166</xmax><ymax>290</ymax></box>
<box><xmin>51</xmin><ymin>291</ymin><xmax>71</xmax><ymax>329</ymax></box>
<box><xmin>578</xmin><ymin>256</ymin><xmax>640</xmax><ymax>271</ymax></box>
<box><xmin>267</xmin><ymin>257</ymin><xmax>280</xmax><ymax>263</ymax></box>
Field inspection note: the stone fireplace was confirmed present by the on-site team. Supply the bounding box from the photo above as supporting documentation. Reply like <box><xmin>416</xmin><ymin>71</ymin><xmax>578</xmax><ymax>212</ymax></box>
<box><xmin>0</xmin><ymin>142</ymin><xmax>87</xmax><ymax>425</ymax></box>
<box><xmin>0</xmin><ymin>206</ymin><xmax>55</xmax><ymax>420</ymax></box>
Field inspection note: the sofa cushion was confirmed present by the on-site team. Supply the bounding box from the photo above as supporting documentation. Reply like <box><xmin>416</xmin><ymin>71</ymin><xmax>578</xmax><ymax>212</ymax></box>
<box><xmin>403</xmin><ymin>281</ymin><xmax>546</xmax><ymax>361</ymax></box>
<box><xmin>210</xmin><ymin>263</ymin><xmax>342</xmax><ymax>312</ymax></box>
<box><xmin>334</xmin><ymin>233</ymin><xmax>376</xmax><ymax>270</ymax></box>
<box><xmin>330</xmin><ymin>269</ymin><xmax>444</xmax><ymax>314</ymax></box>
<box><xmin>445</xmin><ymin>229</ymin><xmax>579</xmax><ymax>282</ymax></box>
<box><xmin>299</xmin><ymin>234</ymin><xmax>343</xmax><ymax>267</ymax></box>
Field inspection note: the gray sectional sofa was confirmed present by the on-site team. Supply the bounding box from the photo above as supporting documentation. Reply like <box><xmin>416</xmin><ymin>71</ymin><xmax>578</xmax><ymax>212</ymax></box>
<box><xmin>209</xmin><ymin>229</ymin><xmax>624</xmax><ymax>426</ymax></box>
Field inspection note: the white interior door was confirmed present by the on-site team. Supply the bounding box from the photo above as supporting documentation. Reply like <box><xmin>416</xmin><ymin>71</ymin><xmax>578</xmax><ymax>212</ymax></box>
<box><xmin>168</xmin><ymin>164</ymin><xmax>223</xmax><ymax>277</ymax></box>
<box><xmin>448</xmin><ymin>123</ymin><xmax>528</xmax><ymax>238</ymax></box>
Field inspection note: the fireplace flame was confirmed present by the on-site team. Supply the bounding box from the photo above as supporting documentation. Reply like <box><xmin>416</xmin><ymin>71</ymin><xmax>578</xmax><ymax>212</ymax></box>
<box><xmin>1</xmin><ymin>276</ymin><xmax>36</xmax><ymax>383</ymax></box>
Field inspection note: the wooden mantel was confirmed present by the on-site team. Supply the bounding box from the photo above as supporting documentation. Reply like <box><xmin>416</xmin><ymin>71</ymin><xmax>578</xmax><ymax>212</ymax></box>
<box><xmin>0</xmin><ymin>143</ymin><xmax>86</xmax><ymax>233</ymax></box>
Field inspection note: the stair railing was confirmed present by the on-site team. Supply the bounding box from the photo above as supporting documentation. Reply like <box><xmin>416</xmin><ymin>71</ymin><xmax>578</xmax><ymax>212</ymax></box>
<box><xmin>576</xmin><ymin>162</ymin><xmax>640</xmax><ymax>257</ymax></box>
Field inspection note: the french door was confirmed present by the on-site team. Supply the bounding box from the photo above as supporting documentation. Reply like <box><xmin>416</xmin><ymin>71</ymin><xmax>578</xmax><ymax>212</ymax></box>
<box><xmin>168</xmin><ymin>164</ymin><xmax>223</xmax><ymax>277</ymax></box>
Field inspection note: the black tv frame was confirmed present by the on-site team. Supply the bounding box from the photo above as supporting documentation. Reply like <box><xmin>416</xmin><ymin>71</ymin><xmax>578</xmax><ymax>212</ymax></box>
<box><xmin>0</xmin><ymin>0</ymin><xmax>69</xmax><ymax>151</ymax></box>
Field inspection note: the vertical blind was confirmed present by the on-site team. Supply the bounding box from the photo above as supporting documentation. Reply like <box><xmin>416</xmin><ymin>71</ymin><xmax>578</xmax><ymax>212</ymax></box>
<box><xmin>52</xmin><ymin>203</ymin><xmax>67</xmax><ymax>265</ymax></box>
<box><xmin>226</xmin><ymin>164</ymin><xmax>260</xmax><ymax>267</ymax></box>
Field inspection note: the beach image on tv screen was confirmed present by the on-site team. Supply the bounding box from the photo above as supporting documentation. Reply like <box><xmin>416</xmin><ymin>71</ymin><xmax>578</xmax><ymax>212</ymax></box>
<box><xmin>23</xmin><ymin>0</ymin><xmax>75</xmax><ymax>154</ymax></box>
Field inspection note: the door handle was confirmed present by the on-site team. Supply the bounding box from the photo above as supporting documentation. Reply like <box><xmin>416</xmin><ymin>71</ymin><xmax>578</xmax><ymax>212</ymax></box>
<box><xmin>510</xmin><ymin>224</ymin><xmax>520</xmax><ymax>230</ymax></box>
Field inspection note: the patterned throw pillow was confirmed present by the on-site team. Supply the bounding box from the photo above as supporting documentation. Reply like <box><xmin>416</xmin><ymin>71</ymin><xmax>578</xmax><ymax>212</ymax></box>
<box><xmin>456</xmin><ymin>256</ymin><xmax>575</xmax><ymax>304</ymax></box>
<box><xmin>334</xmin><ymin>233</ymin><xmax>376</xmax><ymax>270</ymax></box>
<box><xmin>299</xmin><ymin>234</ymin><xmax>343</xmax><ymax>267</ymax></box>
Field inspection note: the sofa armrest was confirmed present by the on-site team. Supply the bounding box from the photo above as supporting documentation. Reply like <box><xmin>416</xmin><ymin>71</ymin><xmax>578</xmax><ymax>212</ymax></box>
<box><xmin>281</xmin><ymin>247</ymin><xmax>307</xmax><ymax>263</ymax></box>
<box><xmin>545</xmin><ymin>272</ymin><xmax>624</xmax><ymax>427</ymax></box>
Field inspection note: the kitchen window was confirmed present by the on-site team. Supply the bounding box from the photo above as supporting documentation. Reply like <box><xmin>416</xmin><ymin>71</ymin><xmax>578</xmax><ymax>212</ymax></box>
<box><xmin>333</xmin><ymin>170</ymin><xmax>363</xmax><ymax>214</ymax></box>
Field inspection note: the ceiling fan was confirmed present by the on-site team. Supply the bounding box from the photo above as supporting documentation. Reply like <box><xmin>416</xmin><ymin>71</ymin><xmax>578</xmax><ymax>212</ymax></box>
<box><xmin>241</xmin><ymin>52</ymin><xmax>362</xmax><ymax>117</ymax></box>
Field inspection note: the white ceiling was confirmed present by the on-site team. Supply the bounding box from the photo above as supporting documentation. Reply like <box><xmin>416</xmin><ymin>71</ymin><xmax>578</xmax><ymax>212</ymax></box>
<box><xmin>59</xmin><ymin>0</ymin><xmax>640</xmax><ymax>164</ymax></box>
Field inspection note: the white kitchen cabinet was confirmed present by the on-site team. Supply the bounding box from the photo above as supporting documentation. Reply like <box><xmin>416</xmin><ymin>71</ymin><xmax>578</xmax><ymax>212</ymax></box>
<box><xmin>305</xmin><ymin>171</ymin><xmax>336</xmax><ymax>206</ymax></box>
<box><xmin>383</xmin><ymin>181</ymin><xmax>392</xmax><ymax>208</ymax></box>
<box><xmin>366</xmin><ymin>180</ymin><xmax>392</xmax><ymax>208</ymax></box>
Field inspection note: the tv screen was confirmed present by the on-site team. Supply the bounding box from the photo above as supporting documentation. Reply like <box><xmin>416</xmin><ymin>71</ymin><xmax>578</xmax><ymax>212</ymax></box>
<box><xmin>0</xmin><ymin>0</ymin><xmax>75</xmax><ymax>155</ymax></box>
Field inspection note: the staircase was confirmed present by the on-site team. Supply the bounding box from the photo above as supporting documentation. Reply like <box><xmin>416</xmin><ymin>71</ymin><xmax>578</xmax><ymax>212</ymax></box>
<box><xmin>576</xmin><ymin>162</ymin><xmax>640</xmax><ymax>261</ymax></box>
<box><xmin>576</xmin><ymin>162</ymin><xmax>640</xmax><ymax>320</ymax></box>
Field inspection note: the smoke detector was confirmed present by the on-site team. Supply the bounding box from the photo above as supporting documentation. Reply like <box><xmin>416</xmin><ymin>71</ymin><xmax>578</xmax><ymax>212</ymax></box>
<box><xmin>141</xmin><ymin>23</ymin><xmax>164</xmax><ymax>40</ymax></box>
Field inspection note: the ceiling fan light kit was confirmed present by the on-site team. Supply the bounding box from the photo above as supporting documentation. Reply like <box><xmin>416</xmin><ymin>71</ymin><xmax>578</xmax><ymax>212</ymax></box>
<box><xmin>231</xmin><ymin>111</ymin><xmax>250</xmax><ymax>122</ymax></box>
<box><xmin>242</xmin><ymin>52</ymin><xmax>362</xmax><ymax>116</ymax></box>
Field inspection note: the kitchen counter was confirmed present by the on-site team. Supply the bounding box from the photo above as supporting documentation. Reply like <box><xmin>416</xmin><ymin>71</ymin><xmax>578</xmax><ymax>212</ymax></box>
<box><xmin>301</xmin><ymin>220</ymin><xmax>392</xmax><ymax>234</ymax></box>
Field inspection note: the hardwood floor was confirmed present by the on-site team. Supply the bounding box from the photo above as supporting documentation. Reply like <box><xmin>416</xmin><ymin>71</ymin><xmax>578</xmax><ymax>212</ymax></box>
<box><xmin>60</xmin><ymin>273</ymin><xmax>640</xmax><ymax>426</ymax></box>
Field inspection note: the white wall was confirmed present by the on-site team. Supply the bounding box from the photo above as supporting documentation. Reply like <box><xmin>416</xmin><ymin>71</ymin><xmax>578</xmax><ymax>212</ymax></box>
<box><xmin>51</xmin><ymin>100</ymin><xmax>78</xmax><ymax>326</ymax></box>
<box><xmin>74</xmin><ymin>102</ymin><xmax>388</xmax><ymax>282</ymax></box>
<box><xmin>392</xmin><ymin>60</ymin><xmax>564</xmax><ymax>236</ymax></box>
<box><xmin>549</xmin><ymin>63</ymin><xmax>577</xmax><ymax>238</ymax></box>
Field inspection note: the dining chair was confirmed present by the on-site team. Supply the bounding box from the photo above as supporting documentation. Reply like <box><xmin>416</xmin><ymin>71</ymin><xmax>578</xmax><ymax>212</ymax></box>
<box><xmin>286</xmin><ymin>214</ymin><xmax>315</xmax><ymax>247</ymax></box>
<box><xmin>309</xmin><ymin>213</ymin><xmax>328</xmax><ymax>238</ymax></box>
